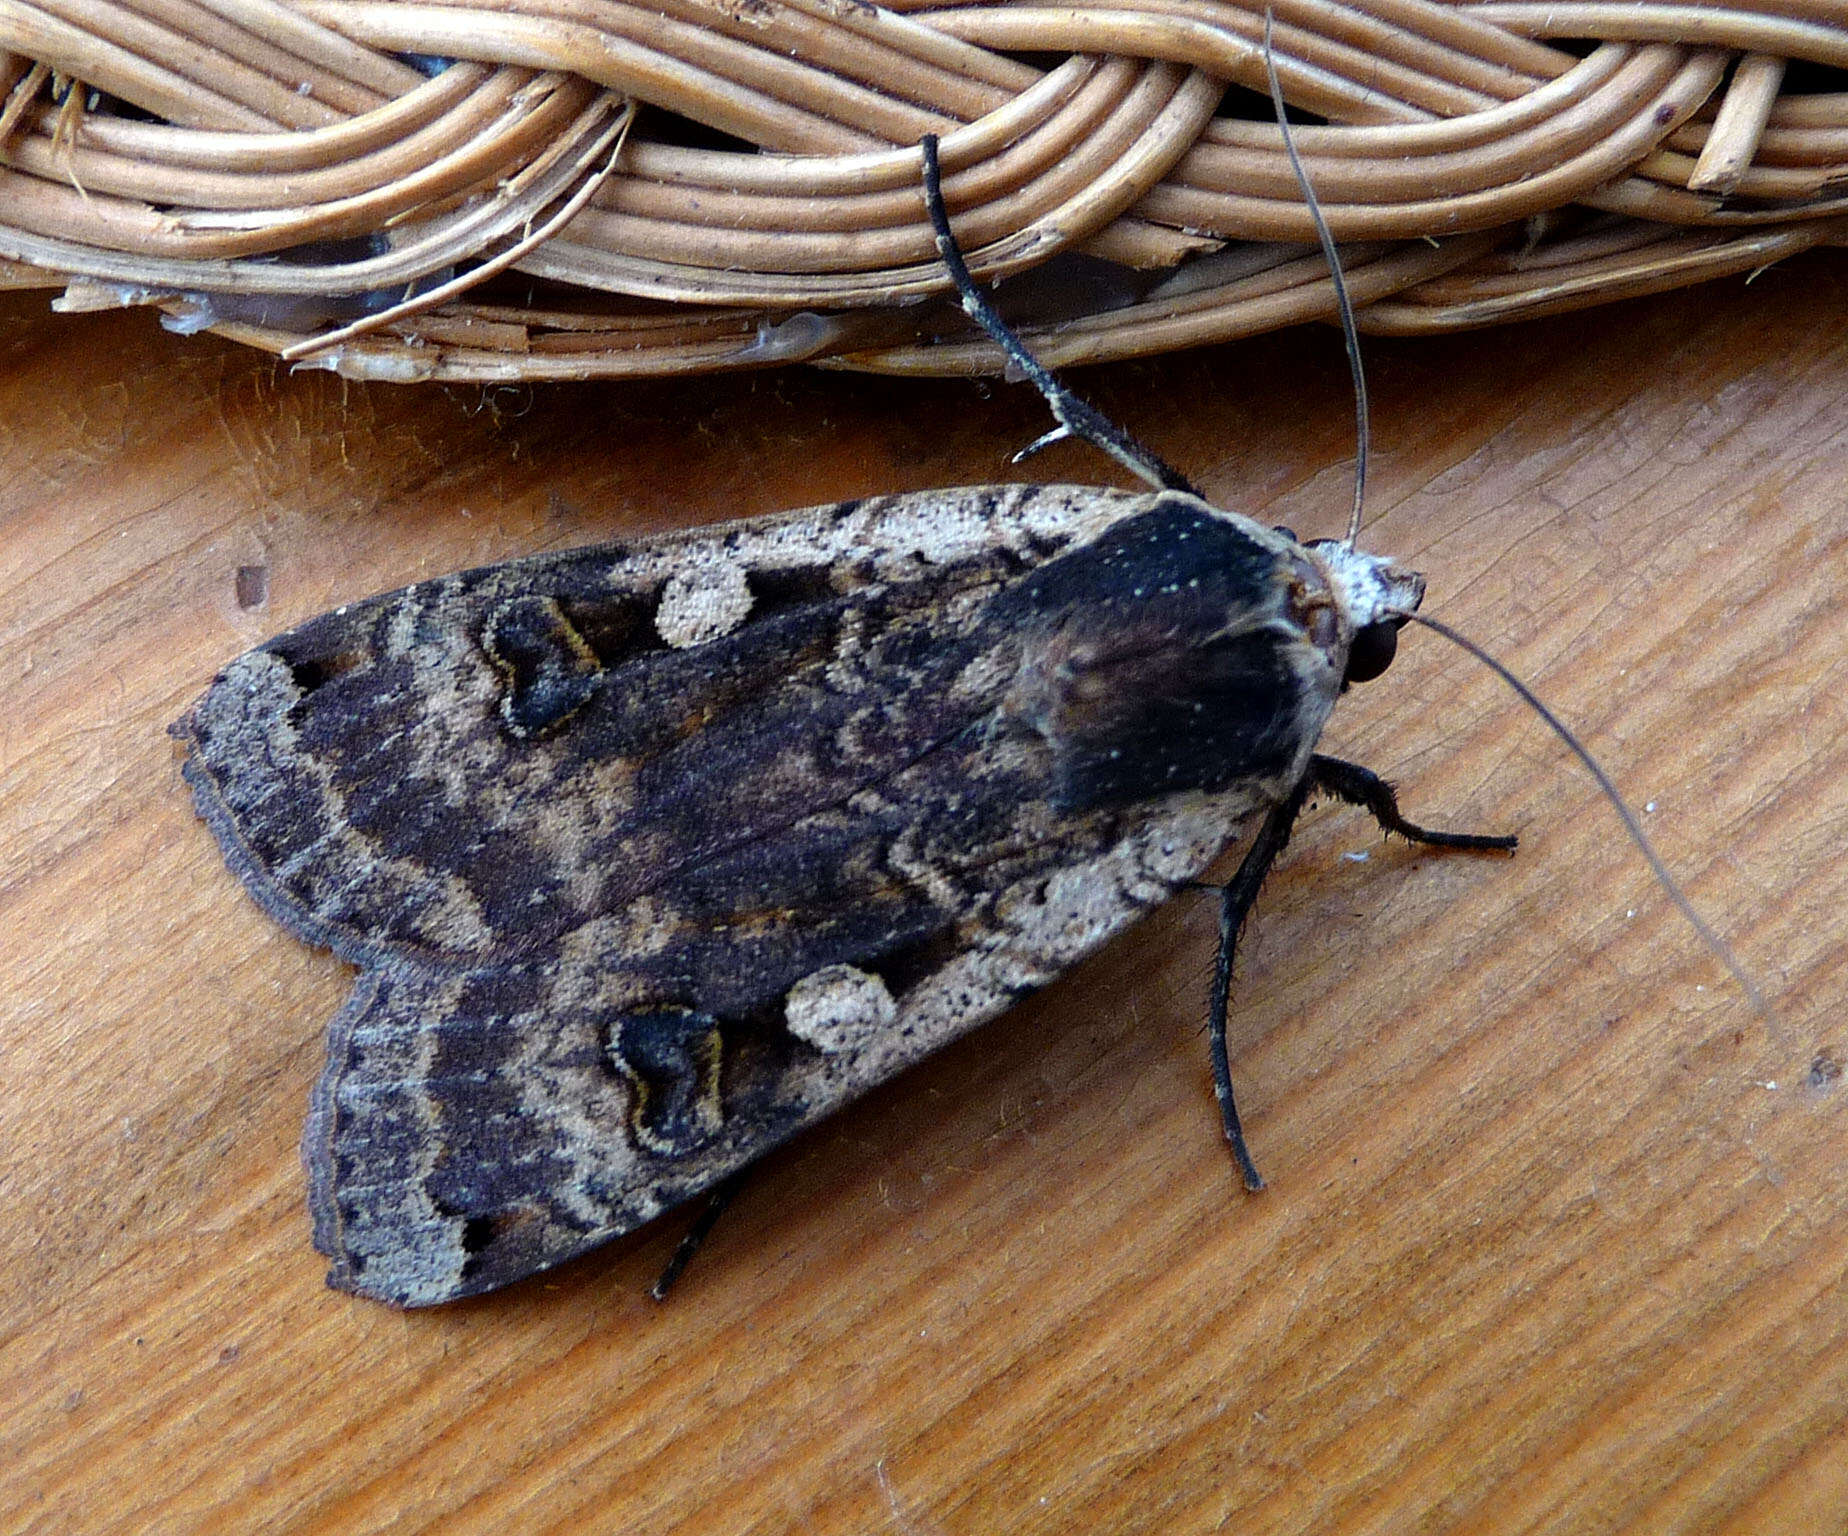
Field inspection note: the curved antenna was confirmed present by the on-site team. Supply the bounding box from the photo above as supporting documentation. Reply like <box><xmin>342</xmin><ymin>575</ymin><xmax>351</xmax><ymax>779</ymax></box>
<box><xmin>1262</xmin><ymin>12</ymin><xmax>1368</xmax><ymax>548</ymax></box>
<box><xmin>1399</xmin><ymin>607</ymin><xmax>1770</xmax><ymax>1019</ymax></box>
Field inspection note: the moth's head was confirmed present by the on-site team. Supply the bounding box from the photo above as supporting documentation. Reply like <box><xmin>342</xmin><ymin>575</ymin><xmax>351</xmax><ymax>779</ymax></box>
<box><xmin>1302</xmin><ymin>538</ymin><xmax>1423</xmax><ymax>688</ymax></box>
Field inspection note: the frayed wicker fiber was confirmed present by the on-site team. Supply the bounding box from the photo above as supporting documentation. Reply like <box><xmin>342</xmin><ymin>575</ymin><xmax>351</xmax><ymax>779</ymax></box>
<box><xmin>3</xmin><ymin>0</ymin><xmax>1845</xmax><ymax>380</ymax></box>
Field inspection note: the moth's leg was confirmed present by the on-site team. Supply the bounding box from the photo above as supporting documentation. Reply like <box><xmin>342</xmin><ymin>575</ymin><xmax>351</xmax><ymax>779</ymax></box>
<box><xmin>1209</xmin><ymin>776</ymin><xmax>1314</xmax><ymax>1192</ymax></box>
<box><xmin>917</xmin><ymin>133</ymin><xmax>1199</xmax><ymax>498</ymax></box>
<box><xmin>1207</xmin><ymin>760</ymin><xmax>1514</xmax><ymax>1192</ymax></box>
<box><xmin>1308</xmin><ymin>754</ymin><xmax>1518</xmax><ymax>851</ymax></box>
<box><xmin>649</xmin><ymin>1170</ymin><xmax>749</xmax><ymax>1302</ymax></box>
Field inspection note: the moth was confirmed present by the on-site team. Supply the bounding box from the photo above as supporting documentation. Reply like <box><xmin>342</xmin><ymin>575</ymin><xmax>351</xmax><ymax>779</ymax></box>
<box><xmin>175</xmin><ymin>135</ymin><xmax>1514</xmax><ymax>1307</ymax></box>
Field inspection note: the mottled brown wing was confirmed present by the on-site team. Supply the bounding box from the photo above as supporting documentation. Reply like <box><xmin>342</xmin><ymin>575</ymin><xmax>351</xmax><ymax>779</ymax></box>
<box><xmin>176</xmin><ymin>485</ymin><xmax>1137</xmax><ymax>969</ymax></box>
<box><xmin>303</xmin><ymin>800</ymin><xmax>1245</xmax><ymax>1305</ymax></box>
<box><xmin>178</xmin><ymin>487</ymin><xmax>1342</xmax><ymax>1304</ymax></box>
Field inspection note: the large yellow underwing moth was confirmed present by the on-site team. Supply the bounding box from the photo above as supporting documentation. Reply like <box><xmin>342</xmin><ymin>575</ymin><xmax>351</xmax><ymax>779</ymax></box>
<box><xmin>175</xmin><ymin>131</ymin><xmax>1520</xmax><ymax>1308</ymax></box>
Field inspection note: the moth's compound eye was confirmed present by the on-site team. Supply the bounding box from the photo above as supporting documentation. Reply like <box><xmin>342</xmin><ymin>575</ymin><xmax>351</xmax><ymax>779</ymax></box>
<box><xmin>1344</xmin><ymin>620</ymin><xmax>1399</xmax><ymax>685</ymax></box>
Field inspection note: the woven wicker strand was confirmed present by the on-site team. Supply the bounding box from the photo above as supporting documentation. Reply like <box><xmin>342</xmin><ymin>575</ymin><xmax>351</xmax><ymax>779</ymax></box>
<box><xmin>1</xmin><ymin>0</ymin><xmax>1843</xmax><ymax>379</ymax></box>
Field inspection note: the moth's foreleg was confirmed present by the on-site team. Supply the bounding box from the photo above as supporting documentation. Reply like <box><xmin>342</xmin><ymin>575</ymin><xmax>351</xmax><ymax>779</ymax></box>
<box><xmin>1308</xmin><ymin>754</ymin><xmax>1517</xmax><ymax>852</ymax></box>
<box><xmin>1209</xmin><ymin>777</ymin><xmax>1314</xmax><ymax>1193</ymax></box>
<box><xmin>649</xmin><ymin>1170</ymin><xmax>750</xmax><ymax>1303</ymax></box>
<box><xmin>916</xmin><ymin>134</ymin><xmax>1196</xmax><ymax>498</ymax></box>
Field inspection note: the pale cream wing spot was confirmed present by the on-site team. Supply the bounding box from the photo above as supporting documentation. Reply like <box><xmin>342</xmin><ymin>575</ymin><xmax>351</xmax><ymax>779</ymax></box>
<box><xmin>785</xmin><ymin>964</ymin><xmax>899</xmax><ymax>1054</ymax></box>
<box><xmin>654</xmin><ymin>559</ymin><xmax>753</xmax><ymax>648</ymax></box>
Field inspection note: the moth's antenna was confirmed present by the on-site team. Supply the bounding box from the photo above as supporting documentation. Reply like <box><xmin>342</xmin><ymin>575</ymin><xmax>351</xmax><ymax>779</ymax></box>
<box><xmin>1262</xmin><ymin>13</ymin><xmax>1368</xmax><ymax>549</ymax></box>
<box><xmin>1398</xmin><ymin>607</ymin><xmax>1769</xmax><ymax>1017</ymax></box>
<box><xmin>918</xmin><ymin>134</ymin><xmax>1200</xmax><ymax>499</ymax></box>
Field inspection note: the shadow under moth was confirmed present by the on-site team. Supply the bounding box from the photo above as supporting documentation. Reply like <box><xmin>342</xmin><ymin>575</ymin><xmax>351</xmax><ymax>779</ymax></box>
<box><xmin>174</xmin><ymin>134</ymin><xmax>1532</xmax><ymax>1308</ymax></box>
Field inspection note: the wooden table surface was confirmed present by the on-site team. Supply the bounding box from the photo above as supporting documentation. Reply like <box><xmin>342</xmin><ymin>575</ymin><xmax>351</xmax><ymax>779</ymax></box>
<box><xmin>6</xmin><ymin>256</ymin><xmax>1848</xmax><ymax>1535</ymax></box>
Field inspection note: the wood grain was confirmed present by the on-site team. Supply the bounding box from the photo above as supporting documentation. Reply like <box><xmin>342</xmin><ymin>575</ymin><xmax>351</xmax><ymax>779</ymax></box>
<box><xmin>5</xmin><ymin>257</ymin><xmax>1848</xmax><ymax>1535</ymax></box>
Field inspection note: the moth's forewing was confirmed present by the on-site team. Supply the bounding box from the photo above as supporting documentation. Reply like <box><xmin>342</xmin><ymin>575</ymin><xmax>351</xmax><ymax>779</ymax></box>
<box><xmin>177</xmin><ymin>486</ymin><xmax>1353</xmax><ymax>1305</ymax></box>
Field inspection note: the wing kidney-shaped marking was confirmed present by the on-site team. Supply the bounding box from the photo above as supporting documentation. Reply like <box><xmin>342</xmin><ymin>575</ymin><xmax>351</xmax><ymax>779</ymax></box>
<box><xmin>178</xmin><ymin>485</ymin><xmax>1364</xmax><ymax>1304</ymax></box>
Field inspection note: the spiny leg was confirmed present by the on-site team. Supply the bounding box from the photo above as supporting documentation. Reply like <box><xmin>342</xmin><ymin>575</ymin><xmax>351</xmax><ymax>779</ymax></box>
<box><xmin>1208</xmin><ymin>760</ymin><xmax>1513</xmax><ymax>1190</ymax></box>
<box><xmin>1210</xmin><ymin>777</ymin><xmax>1314</xmax><ymax>1192</ymax></box>
<box><xmin>1308</xmin><ymin>754</ymin><xmax>1517</xmax><ymax>851</ymax></box>
<box><xmin>649</xmin><ymin>1170</ymin><xmax>749</xmax><ymax>1302</ymax></box>
<box><xmin>917</xmin><ymin>134</ymin><xmax>1198</xmax><ymax>498</ymax></box>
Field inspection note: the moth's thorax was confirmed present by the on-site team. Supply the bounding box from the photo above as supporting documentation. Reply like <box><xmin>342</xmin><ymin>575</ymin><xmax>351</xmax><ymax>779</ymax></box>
<box><xmin>1300</xmin><ymin>539</ymin><xmax>1426</xmax><ymax>639</ymax></box>
<box><xmin>990</xmin><ymin>495</ymin><xmax>1385</xmax><ymax>813</ymax></box>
